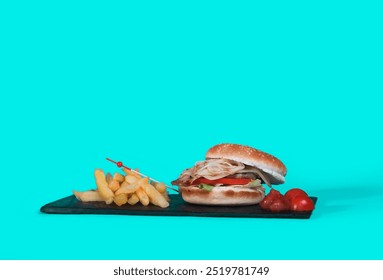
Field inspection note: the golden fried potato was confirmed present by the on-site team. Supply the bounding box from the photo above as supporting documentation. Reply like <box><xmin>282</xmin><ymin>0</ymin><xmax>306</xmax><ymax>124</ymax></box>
<box><xmin>116</xmin><ymin>182</ymin><xmax>136</xmax><ymax>195</ymax></box>
<box><xmin>122</xmin><ymin>168</ymin><xmax>141</xmax><ymax>179</ymax></box>
<box><xmin>113</xmin><ymin>193</ymin><xmax>128</xmax><ymax>206</ymax></box>
<box><xmin>105</xmin><ymin>172</ymin><xmax>113</xmax><ymax>184</ymax></box>
<box><xmin>141</xmin><ymin>183</ymin><xmax>169</xmax><ymax>208</ymax></box>
<box><xmin>136</xmin><ymin>187</ymin><xmax>149</xmax><ymax>206</ymax></box>
<box><xmin>116</xmin><ymin>177</ymin><xmax>148</xmax><ymax>195</ymax></box>
<box><xmin>94</xmin><ymin>169</ymin><xmax>114</xmax><ymax>204</ymax></box>
<box><xmin>122</xmin><ymin>168</ymin><xmax>138</xmax><ymax>177</ymax></box>
<box><xmin>113</xmin><ymin>172</ymin><xmax>125</xmax><ymax>183</ymax></box>
<box><xmin>108</xmin><ymin>179</ymin><xmax>120</xmax><ymax>192</ymax></box>
<box><xmin>127</xmin><ymin>193</ymin><xmax>139</xmax><ymax>205</ymax></box>
<box><xmin>73</xmin><ymin>190</ymin><xmax>104</xmax><ymax>202</ymax></box>
<box><xmin>125</xmin><ymin>175</ymin><xmax>138</xmax><ymax>184</ymax></box>
<box><xmin>162</xmin><ymin>190</ymin><xmax>171</xmax><ymax>202</ymax></box>
<box><xmin>154</xmin><ymin>182</ymin><xmax>166</xmax><ymax>194</ymax></box>
<box><xmin>132</xmin><ymin>172</ymin><xmax>141</xmax><ymax>179</ymax></box>
<box><xmin>80</xmin><ymin>167</ymin><xmax>169</xmax><ymax>208</ymax></box>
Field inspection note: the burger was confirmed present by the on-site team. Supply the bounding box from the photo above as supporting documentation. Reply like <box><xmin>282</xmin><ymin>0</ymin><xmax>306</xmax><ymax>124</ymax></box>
<box><xmin>171</xmin><ymin>143</ymin><xmax>287</xmax><ymax>206</ymax></box>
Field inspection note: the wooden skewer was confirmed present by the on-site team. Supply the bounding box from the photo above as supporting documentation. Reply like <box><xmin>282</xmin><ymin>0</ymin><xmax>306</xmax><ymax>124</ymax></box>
<box><xmin>105</xmin><ymin>158</ymin><xmax>179</xmax><ymax>192</ymax></box>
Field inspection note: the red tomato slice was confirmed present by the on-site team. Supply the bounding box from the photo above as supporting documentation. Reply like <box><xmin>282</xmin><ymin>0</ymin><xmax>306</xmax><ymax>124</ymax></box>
<box><xmin>290</xmin><ymin>195</ymin><xmax>315</xmax><ymax>211</ymax></box>
<box><xmin>191</xmin><ymin>177</ymin><xmax>252</xmax><ymax>186</ymax></box>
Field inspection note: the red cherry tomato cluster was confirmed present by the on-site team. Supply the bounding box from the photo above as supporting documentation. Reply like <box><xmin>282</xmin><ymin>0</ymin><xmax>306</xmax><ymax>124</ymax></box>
<box><xmin>260</xmin><ymin>188</ymin><xmax>315</xmax><ymax>212</ymax></box>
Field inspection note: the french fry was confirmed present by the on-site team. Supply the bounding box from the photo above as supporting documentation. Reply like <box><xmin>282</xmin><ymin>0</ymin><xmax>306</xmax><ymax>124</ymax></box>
<box><xmin>122</xmin><ymin>167</ymin><xmax>141</xmax><ymax>179</ymax></box>
<box><xmin>125</xmin><ymin>175</ymin><xmax>138</xmax><ymax>184</ymax></box>
<box><xmin>116</xmin><ymin>182</ymin><xmax>136</xmax><ymax>195</ymax></box>
<box><xmin>152</xmin><ymin>182</ymin><xmax>170</xmax><ymax>202</ymax></box>
<box><xmin>127</xmin><ymin>193</ymin><xmax>139</xmax><ymax>205</ymax></box>
<box><xmin>94</xmin><ymin>169</ymin><xmax>114</xmax><ymax>204</ymax></box>
<box><xmin>162</xmin><ymin>191</ymin><xmax>171</xmax><ymax>202</ymax></box>
<box><xmin>113</xmin><ymin>172</ymin><xmax>125</xmax><ymax>183</ymax></box>
<box><xmin>122</xmin><ymin>167</ymin><xmax>132</xmax><ymax>175</ymax></box>
<box><xmin>136</xmin><ymin>187</ymin><xmax>149</xmax><ymax>206</ymax></box>
<box><xmin>78</xmin><ymin>167</ymin><xmax>170</xmax><ymax>208</ymax></box>
<box><xmin>105</xmin><ymin>172</ymin><xmax>113</xmax><ymax>184</ymax></box>
<box><xmin>116</xmin><ymin>177</ymin><xmax>148</xmax><ymax>195</ymax></box>
<box><xmin>108</xmin><ymin>180</ymin><xmax>120</xmax><ymax>192</ymax></box>
<box><xmin>141</xmin><ymin>183</ymin><xmax>169</xmax><ymax>208</ymax></box>
<box><xmin>122</xmin><ymin>167</ymin><xmax>130</xmax><ymax>174</ymax></box>
<box><xmin>73</xmin><ymin>190</ymin><xmax>104</xmax><ymax>202</ymax></box>
<box><xmin>154</xmin><ymin>182</ymin><xmax>166</xmax><ymax>194</ymax></box>
<box><xmin>113</xmin><ymin>193</ymin><xmax>128</xmax><ymax>206</ymax></box>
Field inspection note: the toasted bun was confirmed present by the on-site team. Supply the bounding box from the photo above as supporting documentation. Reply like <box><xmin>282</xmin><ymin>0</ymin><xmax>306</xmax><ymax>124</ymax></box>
<box><xmin>179</xmin><ymin>186</ymin><xmax>265</xmax><ymax>206</ymax></box>
<box><xmin>206</xmin><ymin>143</ymin><xmax>287</xmax><ymax>185</ymax></box>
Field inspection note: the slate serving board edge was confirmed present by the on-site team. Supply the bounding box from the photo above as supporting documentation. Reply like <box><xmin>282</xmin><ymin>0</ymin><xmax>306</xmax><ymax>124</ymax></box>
<box><xmin>40</xmin><ymin>195</ymin><xmax>317</xmax><ymax>219</ymax></box>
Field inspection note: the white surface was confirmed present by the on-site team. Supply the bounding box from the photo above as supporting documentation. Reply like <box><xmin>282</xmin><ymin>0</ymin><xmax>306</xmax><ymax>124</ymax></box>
<box><xmin>0</xmin><ymin>260</ymin><xmax>381</xmax><ymax>280</ymax></box>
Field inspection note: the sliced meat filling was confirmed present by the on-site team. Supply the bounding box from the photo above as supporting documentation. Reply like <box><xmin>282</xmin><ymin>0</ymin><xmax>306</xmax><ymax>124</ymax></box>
<box><xmin>171</xmin><ymin>159</ymin><xmax>272</xmax><ymax>187</ymax></box>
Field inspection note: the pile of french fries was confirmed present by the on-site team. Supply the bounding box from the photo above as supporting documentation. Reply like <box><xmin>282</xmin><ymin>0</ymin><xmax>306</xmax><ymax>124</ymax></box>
<box><xmin>73</xmin><ymin>168</ymin><xmax>170</xmax><ymax>208</ymax></box>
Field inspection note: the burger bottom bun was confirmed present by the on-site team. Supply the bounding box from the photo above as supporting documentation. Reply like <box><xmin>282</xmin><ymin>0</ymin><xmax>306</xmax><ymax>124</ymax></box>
<box><xmin>179</xmin><ymin>186</ymin><xmax>265</xmax><ymax>206</ymax></box>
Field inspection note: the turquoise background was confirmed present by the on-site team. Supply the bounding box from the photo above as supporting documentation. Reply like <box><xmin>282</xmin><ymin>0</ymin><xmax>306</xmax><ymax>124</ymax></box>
<box><xmin>1</xmin><ymin>1</ymin><xmax>382</xmax><ymax>259</ymax></box>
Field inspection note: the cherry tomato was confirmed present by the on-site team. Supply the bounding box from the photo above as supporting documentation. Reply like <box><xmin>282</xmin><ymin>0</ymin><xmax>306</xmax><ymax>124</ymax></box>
<box><xmin>260</xmin><ymin>189</ymin><xmax>283</xmax><ymax>210</ymax></box>
<box><xmin>260</xmin><ymin>195</ymin><xmax>274</xmax><ymax>210</ymax></box>
<box><xmin>290</xmin><ymin>195</ymin><xmax>315</xmax><ymax>211</ymax></box>
<box><xmin>284</xmin><ymin>188</ymin><xmax>308</xmax><ymax>202</ymax></box>
<box><xmin>269</xmin><ymin>198</ymin><xmax>290</xmax><ymax>212</ymax></box>
<box><xmin>268</xmin><ymin>189</ymin><xmax>283</xmax><ymax>199</ymax></box>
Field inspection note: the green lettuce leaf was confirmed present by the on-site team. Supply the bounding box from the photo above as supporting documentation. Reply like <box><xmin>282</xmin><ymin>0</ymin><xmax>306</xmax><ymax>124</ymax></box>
<box><xmin>197</xmin><ymin>184</ymin><xmax>214</xmax><ymax>192</ymax></box>
<box><xmin>248</xmin><ymin>179</ymin><xmax>262</xmax><ymax>187</ymax></box>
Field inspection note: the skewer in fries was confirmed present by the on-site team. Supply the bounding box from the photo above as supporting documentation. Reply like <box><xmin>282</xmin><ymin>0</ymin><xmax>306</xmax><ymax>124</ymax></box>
<box><xmin>73</xmin><ymin>167</ymin><xmax>170</xmax><ymax>208</ymax></box>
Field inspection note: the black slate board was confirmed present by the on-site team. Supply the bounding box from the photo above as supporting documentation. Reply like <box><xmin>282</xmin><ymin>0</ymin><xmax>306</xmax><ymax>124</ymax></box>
<box><xmin>41</xmin><ymin>195</ymin><xmax>317</xmax><ymax>219</ymax></box>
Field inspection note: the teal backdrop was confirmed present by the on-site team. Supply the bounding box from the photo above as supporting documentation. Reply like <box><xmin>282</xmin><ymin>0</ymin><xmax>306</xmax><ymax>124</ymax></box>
<box><xmin>1</xmin><ymin>1</ymin><xmax>382</xmax><ymax>259</ymax></box>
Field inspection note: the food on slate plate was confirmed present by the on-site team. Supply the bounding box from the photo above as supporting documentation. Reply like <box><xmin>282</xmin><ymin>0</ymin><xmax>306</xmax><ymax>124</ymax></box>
<box><xmin>284</xmin><ymin>188</ymin><xmax>308</xmax><ymax>203</ymax></box>
<box><xmin>260</xmin><ymin>188</ymin><xmax>314</xmax><ymax>212</ymax></box>
<box><xmin>171</xmin><ymin>143</ymin><xmax>287</xmax><ymax>206</ymax></box>
<box><xmin>73</xmin><ymin>168</ymin><xmax>170</xmax><ymax>208</ymax></box>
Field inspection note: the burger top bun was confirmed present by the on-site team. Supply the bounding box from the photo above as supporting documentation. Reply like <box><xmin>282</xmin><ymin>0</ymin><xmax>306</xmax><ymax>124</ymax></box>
<box><xmin>206</xmin><ymin>143</ymin><xmax>287</xmax><ymax>185</ymax></box>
